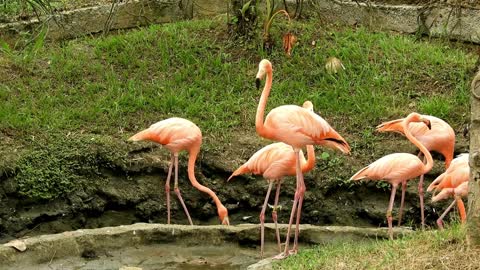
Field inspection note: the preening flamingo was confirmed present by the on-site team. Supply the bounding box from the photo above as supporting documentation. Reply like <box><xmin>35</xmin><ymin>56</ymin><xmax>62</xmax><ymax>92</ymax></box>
<box><xmin>255</xmin><ymin>59</ymin><xmax>350</xmax><ymax>257</ymax></box>
<box><xmin>427</xmin><ymin>154</ymin><xmax>469</xmax><ymax>229</ymax></box>
<box><xmin>350</xmin><ymin>112</ymin><xmax>432</xmax><ymax>239</ymax></box>
<box><xmin>377</xmin><ymin>115</ymin><xmax>454</xmax><ymax>228</ymax></box>
<box><xmin>228</xmin><ymin>101</ymin><xmax>316</xmax><ymax>258</ymax></box>
<box><xmin>128</xmin><ymin>117</ymin><xmax>229</xmax><ymax>226</ymax></box>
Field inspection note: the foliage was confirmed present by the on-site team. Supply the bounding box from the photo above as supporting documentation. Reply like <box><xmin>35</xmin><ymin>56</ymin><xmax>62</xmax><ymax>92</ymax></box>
<box><xmin>0</xmin><ymin>0</ymin><xmax>54</xmax><ymax>19</ymax></box>
<box><xmin>0</xmin><ymin>26</ymin><xmax>47</xmax><ymax>66</ymax></box>
<box><xmin>15</xmin><ymin>134</ymin><xmax>129</xmax><ymax>200</ymax></box>
<box><xmin>273</xmin><ymin>223</ymin><xmax>479</xmax><ymax>269</ymax></box>
<box><xmin>229</xmin><ymin>0</ymin><xmax>258</xmax><ymax>39</ymax></box>
<box><xmin>0</xmin><ymin>19</ymin><xmax>475</xmax><ymax>195</ymax></box>
<box><xmin>262</xmin><ymin>0</ymin><xmax>290</xmax><ymax>51</ymax></box>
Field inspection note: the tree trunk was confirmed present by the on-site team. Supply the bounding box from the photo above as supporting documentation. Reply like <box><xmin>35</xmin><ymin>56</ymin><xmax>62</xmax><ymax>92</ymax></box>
<box><xmin>468</xmin><ymin>69</ymin><xmax>480</xmax><ymax>246</ymax></box>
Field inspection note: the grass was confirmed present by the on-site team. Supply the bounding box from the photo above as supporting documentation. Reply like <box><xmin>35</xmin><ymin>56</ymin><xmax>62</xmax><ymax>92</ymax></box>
<box><xmin>273</xmin><ymin>224</ymin><xmax>480</xmax><ymax>269</ymax></box>
<box><xmin>0</xmin><ymin>18</ymin><xmax>476</xmax><ymax>198</ymax></box>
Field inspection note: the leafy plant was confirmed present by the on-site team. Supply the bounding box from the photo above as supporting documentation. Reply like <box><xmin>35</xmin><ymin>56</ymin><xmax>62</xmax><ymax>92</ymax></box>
<box><xmin>0</xmin><ymin>0</ymin><xmax>54</xmax><ymax>19</ymax></box>
<box><xmin>262</xmin><ymin>0</ymin><xmax>291</xmax><ymax>51</ymax></box>
<box><xmin>229</xmin><ymin>0</ymin><xmax>258</xmax><ymax>38</ymax></box>
<box><xmin>0</xmin><ymin>26</ymin><xmax>47</xmax><ymax>66</ymax></box>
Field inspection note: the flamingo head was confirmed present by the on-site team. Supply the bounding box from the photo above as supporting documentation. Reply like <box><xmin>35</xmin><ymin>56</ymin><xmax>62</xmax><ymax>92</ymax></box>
<box><xmin>406</xmin><ymin>113</ymin><xmax>431</xmax><ymax>129</ymax></box>
<box><xmin>302</xmin><ymin>100</ymin><xmax>314</xmax><ymax>112</ymax></box>
<box><xmin>218</xmin><ymin>204</ymin><xmax>230</xmax><ymax>226</ymax></box>
<box><xmin>256</xmin><ymin>59</ymin><xmax>272</xmax><ymax>89</ymax></box>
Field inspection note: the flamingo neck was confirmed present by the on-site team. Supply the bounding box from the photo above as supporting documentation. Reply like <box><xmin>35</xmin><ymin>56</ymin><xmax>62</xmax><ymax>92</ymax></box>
<box><xmin>255</xmin><ymin>69</ymin><xmax>273</xmax><ymax>138</ymax></box>
<box><xmin>187</xmin><ymin>146</ymin><xmax>224</xmax><ymax>211</ymax></box>
<box><xmin>403</xmin><ymin>116</ymin><xmax>433</xmax><ymax>174</ymax></box>
<box><xmin>302</xmin><ymin>145</ymin><xmax>315</xmax><ymax>172</ymax></box>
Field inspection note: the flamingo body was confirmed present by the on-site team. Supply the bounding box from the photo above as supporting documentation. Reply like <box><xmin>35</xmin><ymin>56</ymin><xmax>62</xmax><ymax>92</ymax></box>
<box><xmin>377</xmin><ymin>115</ymin><xmax>454</xmax><ymax>168</ymax></box>
<box><xmin>262</xmin><ymin>105</ymin><xmax>350</xmax><ymax>153</ymax></box>
<box><xmin>350</xmin><ymin>153</ymin><xmax>426</xmax><ymax>186</ymax></box>
<box><xmin>128</xmin><ymin>117</ymin><xmax>229</xmax><ymax>226</ymax></box>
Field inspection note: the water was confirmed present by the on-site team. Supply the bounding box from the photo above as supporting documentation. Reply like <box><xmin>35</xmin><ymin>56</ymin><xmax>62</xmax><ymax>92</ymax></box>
<box><xmin>18</xmin><ymin>242</ymin><xmax>280</xmax><ymax>270</ymax></box>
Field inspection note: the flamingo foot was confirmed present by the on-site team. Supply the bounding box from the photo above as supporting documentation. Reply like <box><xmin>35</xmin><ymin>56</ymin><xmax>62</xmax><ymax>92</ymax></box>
<box><xmin>273</xmin><ymin>252</ymin><xmax>289</xmax><ymax>260</ymax></box>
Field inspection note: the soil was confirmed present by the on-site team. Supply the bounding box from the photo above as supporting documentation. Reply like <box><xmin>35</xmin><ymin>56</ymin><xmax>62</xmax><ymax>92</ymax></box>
<box><xmin>0</xmin><ymin>129</ymin><xmax>470</xmax><ymax>243</ymax></box>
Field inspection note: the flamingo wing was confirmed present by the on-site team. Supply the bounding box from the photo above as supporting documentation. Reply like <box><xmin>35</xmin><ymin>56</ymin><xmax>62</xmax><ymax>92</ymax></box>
<box><xmin>265</xmin><ymin>105</ymin><xmax>350</xmax><ymax>153</ymax></box>
<box><xmin>351</xmin><ymin>153</ymin><xmax>423</xmax><ymax>184</ymax></box>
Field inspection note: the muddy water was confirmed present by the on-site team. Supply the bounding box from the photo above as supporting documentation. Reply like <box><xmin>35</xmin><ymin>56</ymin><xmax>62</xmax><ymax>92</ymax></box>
<box><xmin>16</xmin><ymin>243</ymin><xmax>284</xmax><ymax>270</ymax></box>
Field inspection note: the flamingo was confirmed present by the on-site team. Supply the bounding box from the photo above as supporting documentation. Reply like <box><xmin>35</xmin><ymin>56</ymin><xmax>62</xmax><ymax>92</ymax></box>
<box><xmin>228</xmin><ymin>101</ymin><xmax>316</xmax><ymax>258</ymax></box>
<box><xmin>350</xmin><ymin>112</ymin><xmax>432</xmax><ymax>239</ymax></box>
<box><xmin>427</xmin><ymin>154</ymin><xmax>469</xmax><ymax>229</ymax></box>
<box><xmin>255</xmin><ymin>59</ymin><xmax>351</xmax><ymax>258</ymax></box>
<box><xmin>128</xmin><ymin>117</ymin><xmax>230</xmax><ymax>226</ymax></box>
<box><xmin>376</xmin><ymin>115</ymin><xmax>454</xmax><ymax>228</ymax></box>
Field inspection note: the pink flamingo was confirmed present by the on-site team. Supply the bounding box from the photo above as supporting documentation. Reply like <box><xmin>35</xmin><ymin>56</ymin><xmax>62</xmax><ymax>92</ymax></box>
<box><xmin>351</xmin><ymin>112</ymin><xmax>432</xmax><ymax>239</ymax></box>
<box><xmin>255</xmin><ymin>59</ymin><xmax>350</xmax><ymax>257</ymax></box>
<box><xmin>427</xmin><ymin>154</ymin><xmax>469</xmax><ymax>229</ymax></box>
<box><xmin>376</xmin><ymin>115</ymin><xmax>454</xmax><ymax>228</ymax></box>
<box><xmin>128</xmin><ymin>117</ymin><xmax>230</xmax><ymax>226</ymax></box>
<box><xmin>228</xmin><ymin>101</ymin><xmax>316</xmax><ymax>258</ymax></box>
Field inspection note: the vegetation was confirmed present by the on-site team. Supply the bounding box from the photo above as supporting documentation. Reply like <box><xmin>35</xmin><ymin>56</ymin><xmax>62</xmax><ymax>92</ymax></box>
<box><xmin>0</xmin><ymin>18</ymin><xmax>475</xmax><ymax>200</ymax></box>
<box><xmin>273</xmin><ymin>223</ymin><xmax>479</xmax><ymax>269</ymax></box>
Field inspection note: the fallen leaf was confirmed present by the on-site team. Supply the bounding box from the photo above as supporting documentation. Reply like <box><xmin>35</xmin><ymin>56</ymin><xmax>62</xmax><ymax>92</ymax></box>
<box><xmin>282</xmin><ymin>32</ymin><xmax>297</xmax><ymax>57</ymax></box>
<box><xmin>4</xmin><ymin>239</ymin><xmax>27</xmax><ymax>252</ymax></box>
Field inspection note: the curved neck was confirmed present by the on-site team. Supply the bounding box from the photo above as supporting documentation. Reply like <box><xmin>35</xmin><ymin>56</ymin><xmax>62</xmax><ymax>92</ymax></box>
<box><xmin>255</xmin><ymin>69</ymin><xmax>273</xmax><ymax>137</ymax></box>
<box><xmin>187</xmin><ymin>146</ymin><xmax>224</xmax><ymax>210</ymax></box>
<box><xmin>302</xmin><ymin>145</ymin><xmax>315</xmax><ymax>172</ymax></box>
<box><xmin>403</xmin><ymin>116</ymin><xmax>433</xmax><ymax>174</ymax></box>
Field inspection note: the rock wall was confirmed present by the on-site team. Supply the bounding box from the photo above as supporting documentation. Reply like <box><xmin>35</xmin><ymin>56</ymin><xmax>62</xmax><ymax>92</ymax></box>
<box><xmin>0</xmin><ymin>0</ymin><xmax>190</xmax><ymax>42</ymax></box>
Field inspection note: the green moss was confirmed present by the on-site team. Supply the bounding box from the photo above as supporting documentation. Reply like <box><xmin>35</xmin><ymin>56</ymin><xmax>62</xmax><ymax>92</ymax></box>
<box><xmin>15</xmin><ymin>133</ymin><xmax>129</xmax><ymax>200</ymax></box>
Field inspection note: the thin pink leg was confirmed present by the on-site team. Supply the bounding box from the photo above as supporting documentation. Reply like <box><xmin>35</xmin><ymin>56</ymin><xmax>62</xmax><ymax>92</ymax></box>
<box><xmin>291</xmin><ymin>155</ymin><xmax>306</xmax><ymax>255</ymax></box>
<box><xmin>272</xmin><ymin>180</ymin><xmax>282</xmax><ymax>253</ymax></box>
<box><xmin>436</xmin><ymin>199</ymin><xmax>456</xmax><ymax>230</ymax></box>
<box><xmin>387</xmin><ymin>184</ymin><xmax>398</xmax><ymax>240</ymax></box>
<box><xmin>173</xmin><ymin>154</ymin><xmax>194</xmax><ymax>226</ymax></box>
<box><xmin>274</xmin><ymin>167</ymin><xmax>300</xmax><ymax>259</ymax></box>
<box><xmin>418</xmin><ymin>153</ymin><xmax>426</xmax><ymax>230</ymax></box>
<box><xmin>397</xmin><ymin>180</ymin><xmax>406</xmax><ymax>226</ymax></box>
<box><xmin>165</xmin><ymin>154</ymin><xmax>174</xmax><ymax>224</ymax></box>
<box><xmin>276</xmin><ymin>149</ymin><xmax>303</xmax><ymax>259</ymax></box>
<box><xmin>260</xmin><ymin>181</ymin><xmax>274</xmax><ymax>258</ymax></box>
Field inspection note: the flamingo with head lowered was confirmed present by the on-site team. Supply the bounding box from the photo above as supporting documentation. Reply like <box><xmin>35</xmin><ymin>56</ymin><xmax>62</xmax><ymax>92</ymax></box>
<box><xmin>351</xmin><ymin>112</ymin><xmax>432</xmax><ymax>239</ymax></box>
<box><xmin>376</xmin><ymin>114</ymin><xmax>454</xmax><ymax>228</ymax></box>
<box><xmin>254</xmin><ymin>59</ymin><xmax>351</xmax><ymax>258</ymax></box>
<box><xmin>128</xmin><ymin>117</ymin><xmax>230</xmax><ymax>226</ymax></box>
<box><xmin>228</xmin><ymin>101</ymin><xmax>316</xmax><ymax>258</ymax></box>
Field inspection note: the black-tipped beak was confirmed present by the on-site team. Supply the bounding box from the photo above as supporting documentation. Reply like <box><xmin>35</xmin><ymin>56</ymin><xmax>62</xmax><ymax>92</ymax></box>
<box><xmin>426</xmin><ymin>120</ymin><xmax>432</xmax><ymax>130</ymax></box>
<box><xmin>255</xmin><ymin>78</ymin><xmax>261</xmax><ymax>90</ymax></box>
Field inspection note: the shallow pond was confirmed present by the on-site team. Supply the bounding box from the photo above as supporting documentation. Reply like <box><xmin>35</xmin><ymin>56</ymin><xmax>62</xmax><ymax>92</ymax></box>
<box><xmin>17</xmin><ymin>242</ymin><xmax>283</xmax><ymax>270</ymax></box>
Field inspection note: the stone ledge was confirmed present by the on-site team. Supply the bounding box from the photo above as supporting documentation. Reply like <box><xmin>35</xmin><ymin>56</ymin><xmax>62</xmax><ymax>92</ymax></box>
<box><xmin>313</xmin><ymin>0</ymin><xmax>480</xmax><ymax>43</ymax></box>
<box><xmin>0</xmin><ymin>0</ymin><xmax>189</xmax><ymax>42</ymax></box>
<box><xmin>0</xmin><ymin>223</ymin><xmax>412</xmax><ymax>268</ymax></box>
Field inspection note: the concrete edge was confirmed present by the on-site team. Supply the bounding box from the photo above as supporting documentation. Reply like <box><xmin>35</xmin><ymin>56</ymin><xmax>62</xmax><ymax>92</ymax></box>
<box><xmin>0</xmin><ymin>223</ymin><xmax>412</xmax><ymax>267</ymax></box>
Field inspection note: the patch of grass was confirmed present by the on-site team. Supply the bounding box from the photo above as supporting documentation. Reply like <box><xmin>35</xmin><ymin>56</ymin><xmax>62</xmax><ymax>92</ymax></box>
<box><xmin>0</xmin><ymin>18</ymin><xmax>476</xmax><ymax>199</ymax></box>
<box><xmin>274</xmin><ymin>224</ymin><xmax>478</xmax><ymax>269</ymax></box>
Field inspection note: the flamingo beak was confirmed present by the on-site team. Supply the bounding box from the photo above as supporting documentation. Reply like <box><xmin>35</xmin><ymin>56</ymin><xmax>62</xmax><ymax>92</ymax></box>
<box><xmin>256</xmin><ymin>78</ymin><xmax>261</xmax><ymax>89</ymax></box>
<box><xmin>222</xmin><ymin>217</ymin><xmax>230</xmax><ymax>226</ymax></box>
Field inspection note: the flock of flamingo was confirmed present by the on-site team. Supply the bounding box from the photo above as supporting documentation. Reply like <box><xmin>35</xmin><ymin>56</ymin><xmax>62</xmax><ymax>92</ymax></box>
<box><xmin>128</xmin><ymin>59</ymin><xmax>470</xmax><ymax>259</ymax></box>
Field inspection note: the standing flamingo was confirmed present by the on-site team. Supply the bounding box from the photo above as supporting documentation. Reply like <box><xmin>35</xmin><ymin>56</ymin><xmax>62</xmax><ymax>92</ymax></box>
<box><xmin>427</xmin><ymin>154</ymin><xmax>469</xmax><ymax>229</ymax></box>
<box><xmin>255</xmin><ymin>59</ymin><xmax>350</xmax><ymax>258</ymax></box>
<box><xmin>376</xmin><ymin>115</ymin><xmax>454</xmax><ymax>228</ymax></box>
<box><xmin>228</xmin><ymin>101</ymin><xmax>316</xmax><ymax>258</ymax></box>
<box><xmin>128</xmin><ymin>117</ymin><xmax>229</xmax><ymax>226</ymax></box>
<box><xmin>350</xmin><ymin>112</ymin><xmax>432</xmax><ymax>239</ymax></box>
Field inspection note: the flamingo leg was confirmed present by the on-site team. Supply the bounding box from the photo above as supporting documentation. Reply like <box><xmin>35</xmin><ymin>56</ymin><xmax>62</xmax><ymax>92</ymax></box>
<box><xmin>418</xmin><ymin>153</ymin><xmax>426</xmax><ymax>230</ymax></box>
<box><xmin>275</xmin><ymin>188</ymin><xmax>298</xmax><ymax>259</ymax></box>
<box><xmin>173</xmin><ymin>154</ymin><xmax>194</xmax><ymax>226</ymax></box>
<box><xmin>436</xmin><ymin>199</ymin><xmax>456</xmax><ymax>230</ymax></box>
<box><xmin>387</xmin><ymin>184</ymin><xmax>398</xmax><ymax>240</ymax></box>
<box><xmin>278</xmin><ymin>149</ymin><xmax>305</xmax><ymax>258</ymax></box>
<box><xmin>260</xmin><ymin>181</ymin><xmax>274</xmax><ymax>258</ymax></box>
<box><xmin>165</xmin><ymin>154</ymin><xmax>174</xmax><ymax>224</ymax></box>
<box><xmin>397</xmin><ymin>180</ymin><xmax>407</xmax><ymax>226</ymax></box>
<box><xmin>272</xmin><ymin>180</ymin><xmax>282</xmax><ymax>253</ymax></box>
<box><xmin>455</xmin><ymin>196</ymin><xmax>467</xmax><ymax>224</ymax></box>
